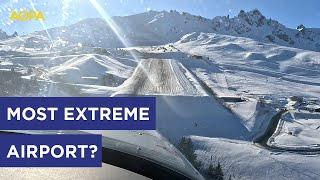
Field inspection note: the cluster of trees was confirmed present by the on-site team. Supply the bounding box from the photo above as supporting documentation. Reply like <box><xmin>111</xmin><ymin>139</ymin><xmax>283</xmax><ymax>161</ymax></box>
<box><xmin>177</xmin><ymin>137</ymin><xmax>201</xmax><ymax>169</ymax></box>
<box><xmin>101</xmin><ymin>73</ymin><xmax>125</xmax><ymax>87</ymax></box>
<box><xmin>0</xmin><ymin>70</ymin><xmax>40</xmax><ymax>96</ymax></box>
<box><xmin>177</xmin><ymin>137</ymin><xmax>230</xmax><ymax>180</ymax></box>
<box><xmin>207</xmin><ymin>162</ymin><xmax>225</xmax><ymax>180</ymax></box>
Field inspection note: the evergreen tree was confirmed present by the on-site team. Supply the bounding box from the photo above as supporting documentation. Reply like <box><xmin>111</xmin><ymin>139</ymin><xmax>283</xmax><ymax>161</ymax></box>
<box><xmin>207</xmin><ymin>162</ymin><xmax>224</xmax><ymax>180</ymax></box>
<box><xmin>177</xmin><ymin>137</ymin><xmax>201</xmax><ymax>169</ymax></box>
<box><xmin>215</xmin><ymin>162</ymin><xmax>224</xmax><ymax>180</ymax></box>
<box><xmin>207</xmin><ymin>163</ymin><xmax>215</xmax><ymax>176</ymax></box>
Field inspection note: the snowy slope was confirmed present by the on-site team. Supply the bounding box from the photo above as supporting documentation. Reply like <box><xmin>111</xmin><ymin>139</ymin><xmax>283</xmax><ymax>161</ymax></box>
<box><xmin>191</xmin><ymin>136</ymin><xmax>320</xmax><ymax>180</ymax></box>
<box><xmin>49</xmin><ymin>54</ymin><xmax>133</xmax><ymax>86</ymax></box>
<box><xmin>175</xmin><ymin>32</ymin><xmax>320</xmax><ymax>98</ymax></box>
<box><xmin>155</xmin><ymin>96</ymin><xmax>250</xmax><ymax>143</ymax></box>
<box><xmin>164</xmin><ymin>32</ymin><xmax>320</xmax><ymax>180</ymax></box>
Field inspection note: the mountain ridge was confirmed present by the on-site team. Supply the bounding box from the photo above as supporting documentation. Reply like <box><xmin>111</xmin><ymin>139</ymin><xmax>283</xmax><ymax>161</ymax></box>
<box><xmin>2</xmin><ymin>9</ymin><xmax>320</xmax><ymax>52</ymax></box>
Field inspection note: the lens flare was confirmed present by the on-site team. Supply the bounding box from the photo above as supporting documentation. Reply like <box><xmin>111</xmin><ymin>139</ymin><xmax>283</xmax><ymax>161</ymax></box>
<box><xmin>28</xmin><ymin>0</ymin><xmax>53</xmax><ymax>47</ymax></box>
<box><xmin>88</xmin><ymin>0</ymin><xmax>132</xmax><ymax>49</ymax></box>
<box><xmin>88</xmin><ymin>0</ymin><xmax>155</xmax><ymax>94</ymax></box>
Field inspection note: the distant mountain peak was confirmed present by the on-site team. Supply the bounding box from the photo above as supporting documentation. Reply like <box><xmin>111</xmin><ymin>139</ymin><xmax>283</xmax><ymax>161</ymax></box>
<box><xmin>0</xmin><ymin>29</ymin><xmax>18</xmax><ymax>40</ymax></box>
<box><xmin>211</xmin><ymin>9</ymin><xmax>320</xmax><ymax>51</ymax></box>
<box><xmin>237</xmin><ymin>9</ymin><xmax>266</xmax><ymax>27</ymax></box>
<box><xmin>239</xmin><ymin>9</ymin><xmax>264</xmax><ymax>18</ymax></box>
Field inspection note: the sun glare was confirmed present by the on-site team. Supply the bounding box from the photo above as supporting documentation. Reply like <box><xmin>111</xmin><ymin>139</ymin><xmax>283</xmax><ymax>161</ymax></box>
<box><xmin>89</xmin><ymin>0</ymin><xmax>155</xmax><ymax>91</ymax></box>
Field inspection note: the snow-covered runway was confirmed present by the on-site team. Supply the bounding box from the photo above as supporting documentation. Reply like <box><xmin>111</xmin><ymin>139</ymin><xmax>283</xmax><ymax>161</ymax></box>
<box><xmin>116</xmin><ymin>59</ymin><xmax>205</xmax><ymax>96</ymax></box>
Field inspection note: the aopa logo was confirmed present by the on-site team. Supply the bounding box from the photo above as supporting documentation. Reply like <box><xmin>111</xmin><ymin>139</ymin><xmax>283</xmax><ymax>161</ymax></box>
<box><xmin>9</xmin><ymin>9</ymin><xmax>45</xmax><ymax>21</ymax></box>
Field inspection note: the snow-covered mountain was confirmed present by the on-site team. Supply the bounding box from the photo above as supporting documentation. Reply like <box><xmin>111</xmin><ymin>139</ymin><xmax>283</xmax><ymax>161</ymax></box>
<box><xmin>6</xmin><ymin>9</ymin><xmax>318</xmax><ymax>52</ymax></box>
<box><xmin>212</xmin><ymin>9</ymin><xmax>320</xmax><ymax>52</ymax></box>
<box><xmin>32</xmin><ymin>10</ymin><xmax>213</xmax><ymax>48</ymax></box>
<box><xmin>0</xmin><ymin>9</ymin><xmax>320</xmax><ymax>180</ymax></box>
<box><xmin>0</xmin><ymin>29</ymin><xmax>17</xmax><ymax>40</ymax></box>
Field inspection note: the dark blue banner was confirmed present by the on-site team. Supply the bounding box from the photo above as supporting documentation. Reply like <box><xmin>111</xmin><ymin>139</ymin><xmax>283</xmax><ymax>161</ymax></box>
<box><xmin>0</xmin><ymin>97</ymin><xmax>156</xmax><ymax>130</ymax></box>
<box><xmin>0</xmin><ymin>134</ymin><xmax>102</xmax><ymax>167</ymax></box>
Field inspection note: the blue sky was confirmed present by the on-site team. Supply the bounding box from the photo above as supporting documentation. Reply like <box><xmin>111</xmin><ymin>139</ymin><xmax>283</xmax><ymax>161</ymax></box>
<box><xmin>1</xmin><ymin>0</ymin><xmax>320</xmax><ymax>35</ymax></box>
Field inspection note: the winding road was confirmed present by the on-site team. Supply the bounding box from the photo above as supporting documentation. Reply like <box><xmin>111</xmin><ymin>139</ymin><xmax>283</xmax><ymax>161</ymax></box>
<box><xmin>253</xmin><ymin>109</ymin><xmax>320</xmax><ymax>154</ymax></box>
